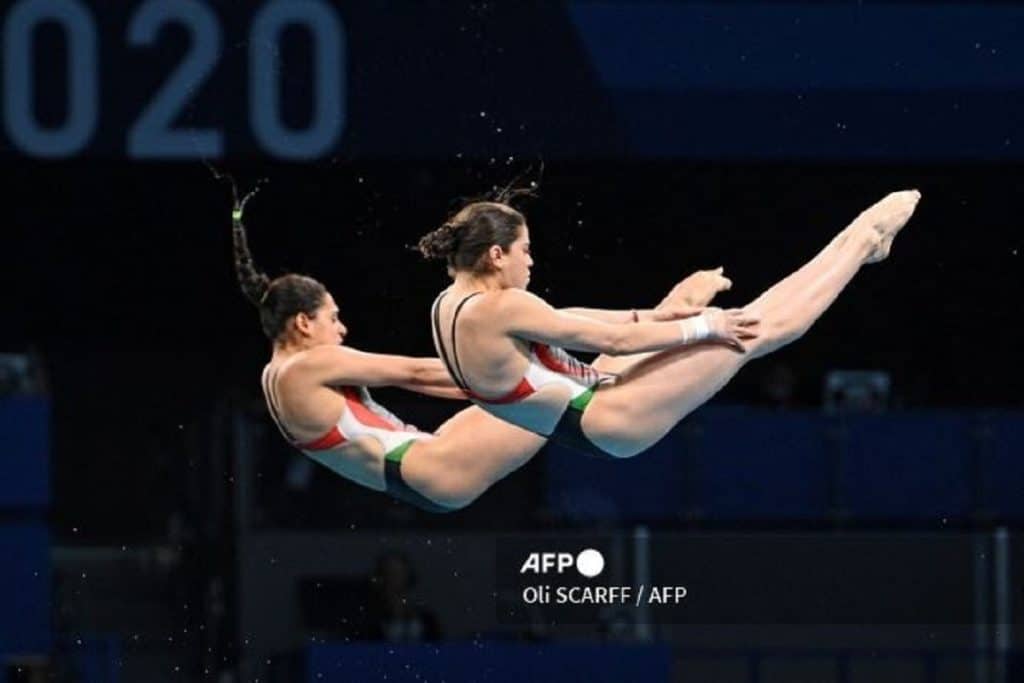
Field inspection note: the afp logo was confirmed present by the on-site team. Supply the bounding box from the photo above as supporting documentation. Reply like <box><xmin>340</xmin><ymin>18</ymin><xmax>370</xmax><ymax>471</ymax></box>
<box><xmin>520</xmin><ymin>548</ymin><xmax>605</xmax><ymax>578</ymax></box>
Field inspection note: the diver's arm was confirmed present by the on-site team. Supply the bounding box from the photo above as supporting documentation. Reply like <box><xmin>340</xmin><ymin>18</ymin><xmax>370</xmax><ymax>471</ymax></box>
<box><xmin>298</xmin><ymin>346</ymin><xmax>464</xmax><ymax>398</ymax></box>
<box><xmin>560</xmin><ymin>306</ymin><xmax>699</xmax><ymax>323</ymax></box>
<box><xmin>498</xmin><ymin>289</ymin><xmax>756</xmax><ymax>355</ymax></box>
<box><xmin>394</xmin><ymin>359</ymin><xmax>468</xmax><ymax>400</ymax></box>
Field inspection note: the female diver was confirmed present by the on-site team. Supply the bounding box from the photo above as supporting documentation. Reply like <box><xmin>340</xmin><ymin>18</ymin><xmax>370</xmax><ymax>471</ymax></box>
<box><xmin>422</xmin><ymin>190</ymin><xmax>921</xmax><ymax>458</ymax></box>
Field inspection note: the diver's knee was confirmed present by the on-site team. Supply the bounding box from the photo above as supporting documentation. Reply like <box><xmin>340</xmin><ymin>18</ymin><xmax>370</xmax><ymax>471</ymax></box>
<box><xmin>422</xmin><ymin>470</ymin><xmax>485</xmax><ymax>510</ymax></box>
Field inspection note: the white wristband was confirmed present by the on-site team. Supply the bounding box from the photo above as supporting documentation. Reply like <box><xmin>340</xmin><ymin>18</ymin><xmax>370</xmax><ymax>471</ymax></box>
<box><xmin>678</xmin><ymin>314</ymin><xmax>712</xmax><ymax>345</ymax></box>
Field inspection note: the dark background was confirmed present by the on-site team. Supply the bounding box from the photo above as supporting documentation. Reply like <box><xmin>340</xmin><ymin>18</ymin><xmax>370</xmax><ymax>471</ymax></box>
<box><xmin>3</xmin><ymin>160</ymin><xmax>1019</xmax><ymax>538</ymax></box>
<box><xmin>3</xmin><ymin>1</ymin><xmax>1024</xmax><ymax>681</ymax></box>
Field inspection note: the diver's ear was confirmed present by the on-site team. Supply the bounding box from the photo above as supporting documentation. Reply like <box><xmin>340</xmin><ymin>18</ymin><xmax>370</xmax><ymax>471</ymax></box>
<box><xmin>487</xmin><ymin>244</ymin><xmax>505</xmax><ymax>269</ymax></box>
<box><xmin>294</xmin><ymin>312</ymin><xmax>314</xmax><ymax>336</ymax></box>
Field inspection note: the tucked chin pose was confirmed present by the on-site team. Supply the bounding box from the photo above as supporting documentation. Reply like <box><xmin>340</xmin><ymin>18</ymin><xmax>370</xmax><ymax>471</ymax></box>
<box><xmin>232</xmin><ymin>201</ymin><xmax>731</xmax><ymax>512</ymax></box>
<box><xmin>421</xmin><ymin>191</ymin><xmax>921</xmax><ymax>459</ymax></box>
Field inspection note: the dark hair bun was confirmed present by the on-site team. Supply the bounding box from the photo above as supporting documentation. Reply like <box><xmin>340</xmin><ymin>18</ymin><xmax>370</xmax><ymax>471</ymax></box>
<box><xmin>416</xmin><ymin>223</ymin><xmax>458</xmax><ymax>261</ymax></box>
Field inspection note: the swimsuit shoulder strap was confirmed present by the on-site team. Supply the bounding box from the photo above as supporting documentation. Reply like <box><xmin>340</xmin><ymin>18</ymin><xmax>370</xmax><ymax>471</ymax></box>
<box><xmin>431</xmin><ymin>290</ymin><xmax>483</xmax><ymax>394</ymax></box>
<box><xmin>449</xmin><ymin>291</ymin><xmax>483</xmax><ymax>394</ymax></box>
<box><xmin>261</xmin><ymin>364</ymin><xmax>298</xmax><ymax>443</ymax></box>
<box><xmin>430</xmin><ymin>292</ymin><xmax>465</xmax><ymax>392</ymax></box>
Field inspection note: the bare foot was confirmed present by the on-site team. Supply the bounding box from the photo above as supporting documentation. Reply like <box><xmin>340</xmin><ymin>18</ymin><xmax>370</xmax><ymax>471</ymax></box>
<box><xmin>852</xmin><ymin>190</ymin><xmax>922</xmax><ymax>263</ymax></box>
<box><xmin>656</xmin><ymin>268</ymin><xmax>733</xmax><ymax>309</ymax></box>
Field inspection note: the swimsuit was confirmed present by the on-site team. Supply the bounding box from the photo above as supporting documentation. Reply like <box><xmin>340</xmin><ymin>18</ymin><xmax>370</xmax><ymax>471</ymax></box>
<box><xmin>431</xmin><ymin>291</ymin><xmax>614</xmax><ymax>458</ymax></box>
<box><xmin>262</xmin><ymin>367</ymin><xmax>450</xmax><ymax>513</ymax></box>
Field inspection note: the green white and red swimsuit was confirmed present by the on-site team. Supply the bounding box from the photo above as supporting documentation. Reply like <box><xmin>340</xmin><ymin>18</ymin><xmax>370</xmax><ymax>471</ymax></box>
<box><xmin>261</xmin><ymin>366</ymin><xmax>450</xmax><ymax>512</ymax></box>
<box><xmin>431</xmin><ymin>291</ymin><xmax>614</xmax><ymax>458</ymax></box>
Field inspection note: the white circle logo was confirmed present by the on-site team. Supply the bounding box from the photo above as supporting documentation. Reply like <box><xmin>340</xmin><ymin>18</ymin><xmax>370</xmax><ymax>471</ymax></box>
<box><xmin>576</xmin><ymin>549</ymin><xmax>605</xmax><ymax>578</ymax></box>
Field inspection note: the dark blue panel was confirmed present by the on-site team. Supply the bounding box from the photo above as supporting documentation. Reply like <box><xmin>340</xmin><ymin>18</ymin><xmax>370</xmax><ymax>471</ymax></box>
<box><xmin>546</xmin><ymin>408</ymin><xmax>1014</xmax><ymax>523</ymax></box>
<box><xmin>570</xmin><ymin>3</ymin><xmax>1024</xmax><ymax>90</ymax></box>
<box><xmin>979</xmin><ymin>413</ymin><xmax>1024</xmax><ymax>520</ymax></box>
<box><xmin>0</xmin><ymin>396</ymin><xmax>50</xmax><ymax>509</ymax></box>
<box><xmin>609</xmin><ymin>90</ymin><xmax>1022</xmax><ymax>160</ymax></box>
<box><xmin>0</xmin><ymin>522</ymin><xmax>52</xmax><ymax>655</ymax></box>
<box><xmin>569</xmin><ymin>2</ymin><xmax>1024</xmax><ymax>159</ymax></box>
<box><xmin>545</xmin><ymin>405</ymin><xmax>832</xmax><ymax>521</ymax></box>
<box><xmin>838</xmin><ymin>413</ymin><xmax>972</xmax><ymax>519</ymax></box>
<box><xmin>306</xmin><ymin>642</ymin><xmax>671</xmax><ymax>683</ymax></box>
<box><xmin>68</xmin><ymin>636</ymin><xmax>121</xmax><ymax>683</ymax></box>
<box><xmin>544</xmin><ymin>427</ymin><xmax>693</xmax><ymax>521</ymax></box>
<box><xmin>691</xmin><ymin>406</ymin><xmax>829</xmax><ymax>520</ymax></box>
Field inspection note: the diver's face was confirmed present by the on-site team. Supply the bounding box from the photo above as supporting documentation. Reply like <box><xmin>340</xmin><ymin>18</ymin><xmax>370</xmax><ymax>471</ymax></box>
<box><xmin>498</xmin><ymin>225</ymin><xmax>533</xmax><ymax>289</ymax></box>
<box><xmin>308</xmin><ymin>294</ymin><xmax>347</xmax><ymax>345</ymax></box>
